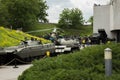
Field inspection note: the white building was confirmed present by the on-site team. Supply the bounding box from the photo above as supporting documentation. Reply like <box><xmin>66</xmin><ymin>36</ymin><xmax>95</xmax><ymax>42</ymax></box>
<box><xmin>93</xmin><ymin>0</ymin><xmax>120</xmax><ymax>42</ymax></box>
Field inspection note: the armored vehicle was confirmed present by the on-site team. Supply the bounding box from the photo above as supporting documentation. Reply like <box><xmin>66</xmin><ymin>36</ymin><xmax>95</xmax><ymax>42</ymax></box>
<box><xmin>90</xmin><ymin>29</ymin><xmax>108</xmax><ymax>44</ymax></box>
<box><xmin>48</xmin><ymin>28</ymin><xmax>80</xmax><ymax>53</ymax></box>
<box><xmin>91</xmin><ymin>33</ymin><xmax>101</xmax><ymax>44</ymax></box>
<box><xmin>0</xmin><ymin>39</ymin><xmax>55</xmax><ymax>65</ymax></box>
<box><xmin>98</xmin><ymin>29</ymin><xmax>107</xmax><ymax>44</ymax></box>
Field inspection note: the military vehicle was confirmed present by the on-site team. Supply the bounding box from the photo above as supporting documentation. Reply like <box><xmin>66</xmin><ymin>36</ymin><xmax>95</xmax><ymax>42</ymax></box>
<box><xmin>0</xmin><ymin>39</ymin><xmax>55</xmax><ymax>65</ymax></box>
<box><xmin>90</xmin><ymin>33</ymin><xmax>100</xmax><ymax>44</ymax></box>
<box><xmin>98</xmin><ymin>29</ymin><xmax>107</xmax><ymax>44</ymax></box>
<box><xmin>48</xmin><ymin>28</ymin><xmax>80</xmax><ymax>53</ymax></box>
<box><xmin>55</xmin><ymin>38</ymin><xmax>80</xmax><ymax>53</ymax></box>
<box><xmin>0</xmin><ymin>28</ymin><xmax>80</xmax><ymax>65</ymax></box>
<box><xmin>91</xmin><ymin>29</ymin><xmax>108</xmax><ymax>44</ymax></box>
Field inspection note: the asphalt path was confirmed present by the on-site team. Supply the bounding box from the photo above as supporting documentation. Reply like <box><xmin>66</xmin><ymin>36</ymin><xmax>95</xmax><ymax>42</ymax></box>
<box><xmin>0</xmin><ymin>64</ymin><xmax>32</xmax><ymax>80</ymax></box>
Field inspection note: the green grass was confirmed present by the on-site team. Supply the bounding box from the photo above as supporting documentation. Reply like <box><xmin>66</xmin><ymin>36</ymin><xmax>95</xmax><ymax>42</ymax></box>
<box><xmin>26</xmin><ymin>23</ymin><xmax>57</xmax><ymax>31</ymax></box>
<box><xmin>18</xmin><ymin>43</ymin><xmax>120</xmax><ymax>80</ymax></box>
<box><xmin>0</xmin><ymin>27</ymin><xmax>50</xmax><ymax>47</ymax></box>
<box><xmin>63</xmin><ymin>25</ymin><xmax>93</xmax><ymax>36</ymax></box>
<box><xmin>24</xmin><ymin>23</ymin><xmax>57</xmax><ymax>36</ymax></box>
<box><xmin>0</xmin><ymin>23</ymin><xmax>93</xmax><ymax>46</ymax></box>
<box><xmin>24</xmin><ymin>22</ymin><xmax>93</xmax><ymax>37</ymax></box>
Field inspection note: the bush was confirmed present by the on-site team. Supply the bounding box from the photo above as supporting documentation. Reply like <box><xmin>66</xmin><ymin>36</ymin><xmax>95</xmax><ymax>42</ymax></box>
<box><xmin>0</xmin><ymin>27</ymin><xmax>50</xmax><ymax>47</ymax></box>
<box><xmin>18</xmin><ymin>43</ymin><xmax>120</xmax><ymax>80</ymax></box>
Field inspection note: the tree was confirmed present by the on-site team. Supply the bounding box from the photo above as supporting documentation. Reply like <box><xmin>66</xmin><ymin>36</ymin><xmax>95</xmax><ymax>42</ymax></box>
<box><xmin>58</xmin><ymin>8</ymin><xmax>84</xmax><ymax>28</ymax></box>
<box><xmin>58</xmin><ymin>8</ymin><xmax>71</xmax><ymax>28</ymax></box>
<box><xmin>0</xmin><ymin>0</ymin><xmax>48</xmax><ymax>29</ymax></box>
<box><xmin>0</xmin><ymin>3</ymin><xmax>9</xmax><ymax>27</ymax></box>
<box><xmin>37</xmin><ymin>0</ymin><xmax>49</xmax><ymax>23</ymax></box>
<box><xmin>88</xmin><ymin>16</ymin><xmax>93</xmax><ymax>26</ymax></box>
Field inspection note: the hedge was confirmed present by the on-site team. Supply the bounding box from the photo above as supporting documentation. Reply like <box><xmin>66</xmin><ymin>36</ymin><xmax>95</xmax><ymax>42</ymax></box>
<box><xmin>18</xmin><ymin>43</ymin><xmax>120</xmax><ymax>80</ymax></box>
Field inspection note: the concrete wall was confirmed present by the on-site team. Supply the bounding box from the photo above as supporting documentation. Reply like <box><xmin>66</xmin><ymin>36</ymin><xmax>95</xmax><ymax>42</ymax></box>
<box><xmin>93</xmin><ymin>5</ymin><xmax>113</xmax><ymax>38</ymax></box>
<box><xmin>113</xmin><ymin>0</ymin><xmax>120</xmax><ymax>30</ymax></box>
<box><xmin>93</xmin><ymin>0</ymin><xmax>120</xmax><ymax>40</ymax></box>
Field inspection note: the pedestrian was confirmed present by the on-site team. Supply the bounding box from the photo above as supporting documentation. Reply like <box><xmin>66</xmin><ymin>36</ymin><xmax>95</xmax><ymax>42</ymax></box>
<box><xmin>82</xmin><ymin>38</ymin><xmax>86</xmax><ymax>47</ymax></box>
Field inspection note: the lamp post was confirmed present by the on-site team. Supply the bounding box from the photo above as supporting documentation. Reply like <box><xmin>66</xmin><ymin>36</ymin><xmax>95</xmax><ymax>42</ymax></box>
<box><xmin>104</xmin><ymin>48</ymin><xmax>112</xmax><ymax>76</ymax></box>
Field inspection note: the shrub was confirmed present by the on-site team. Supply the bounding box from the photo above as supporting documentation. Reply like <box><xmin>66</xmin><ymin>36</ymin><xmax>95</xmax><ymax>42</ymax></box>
<box><xmin>18</xmin><ymin>43</ymin><xmax>120</xmax><ymax>80</ymax></box>
<box><xmin>0</xmin><ymin>27</ymin><xmax>50</xmax><ymax>47</ymax></box>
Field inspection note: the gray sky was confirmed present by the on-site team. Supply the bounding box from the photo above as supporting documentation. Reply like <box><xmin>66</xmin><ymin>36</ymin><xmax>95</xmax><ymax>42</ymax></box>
<box><xmin>46</xmin><ymin>0</ymin><xmax>110</xmax><ymax>23</ymax></box>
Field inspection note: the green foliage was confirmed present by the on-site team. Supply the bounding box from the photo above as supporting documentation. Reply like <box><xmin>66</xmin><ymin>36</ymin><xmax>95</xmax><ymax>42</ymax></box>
<box><xmin>0</xmin><ymin>3</ymin><xmax>9</xmax><ymax>27</ymax></box>
<box><xmin>88</xmin><ymin>16</ymin><xmax>93</xmax><ymax>26</ymax></box>
<box><xmin>18</xmin><ymin>43</ymin><xmax>120</xmax><ymax>80</ymax></box>
<box><xmin>25</xmin><ymin>23</ymin><xmax>92</xmax><ymax>37</ymax></box>
<box><xmin>0</xmin><ymin>27</ymin><xmax>50</xmax><ymax>47</ymax></box>
<box><xmin>58</xmin><ymin>8</ymin><xmax>84</xmax><ymax>28</ymax></box>
<box><xmin>24</xmin><ymin>23</ymin><xmax>57</xmax><ymax>36</ymax></box>
<box><xmin>0</xmin><ymin>0</ymin><xmax>48</xmax><ymax>29</ymax></box>
<box><xmin>37</xmin><ymin>0</ymin><xmax>49</xmax><ymax>23</ymax></box>
<box><xmin>63</xmin><ymin>25</ymin><xmax>93</xmax><ymax>36</ymax></box>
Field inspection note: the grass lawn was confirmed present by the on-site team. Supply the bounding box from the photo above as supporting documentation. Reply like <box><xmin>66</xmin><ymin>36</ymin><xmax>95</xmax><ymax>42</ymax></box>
<box><xmin>24</xmin><ymin>23</ymin><xmax>57</xmax><ymax>36</ymax></box>
<box><xmin>63</xmin><ymin>25</ymin><xmax>93</xmax><ymax>36</ymax></box>
<box><xmin>25</xmin><ymin>22</ymin><xmax>93</xmax><ymax>37</ymax></box>
<box><xmin>0</xmin><ymin>27</ymin><xmax>50</xmax><ymax>47</ymax></box>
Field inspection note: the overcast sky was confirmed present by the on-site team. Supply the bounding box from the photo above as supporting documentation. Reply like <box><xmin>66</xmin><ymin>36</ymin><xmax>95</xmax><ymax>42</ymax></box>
<box><xmin>46</xmin><ymin>0</ymin><xmax>110</xmax><ymax>23</ymax></box>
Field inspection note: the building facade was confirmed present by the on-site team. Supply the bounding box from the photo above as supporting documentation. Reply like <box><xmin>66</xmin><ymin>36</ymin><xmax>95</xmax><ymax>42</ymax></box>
<box><xmin>93</xmin><ymin>0</ymin><xmax>120</xmax><ymax>42</ymax></box>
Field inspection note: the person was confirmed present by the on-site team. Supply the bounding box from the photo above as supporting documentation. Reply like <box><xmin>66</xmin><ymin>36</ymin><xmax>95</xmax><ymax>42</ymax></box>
<box><xmin>82</xmin><ymin>38</ymin><xmax>86</xmax><ymax>47</ymax></box>
<box><xmin>87</xmin><ymin>37</ymin><xmax>91</xmax><ymax>46</ymax></box>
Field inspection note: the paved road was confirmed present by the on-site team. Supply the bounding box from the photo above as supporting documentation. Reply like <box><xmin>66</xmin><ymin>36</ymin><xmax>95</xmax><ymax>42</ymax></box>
<box><xmin>0</xmin><ymin>64</ymin><xmax>32</xmax><ymax>80</ymax></box>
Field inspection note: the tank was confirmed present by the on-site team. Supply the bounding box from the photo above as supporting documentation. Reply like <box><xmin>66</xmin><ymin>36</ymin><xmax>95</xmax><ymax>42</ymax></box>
<box><xmin>0</xmin><ymin>39</ymin><xmax>55</xmax><ymax>64</ymax></box>
<box><xmin>57</xmin><ymin>37</ymin><xmax>80</xmax><ymax>49</ymax></box>
<box><xmin>49</xmin><ymin>28</ymin><xmax>80</xmax><ymax>52</ymax></box>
